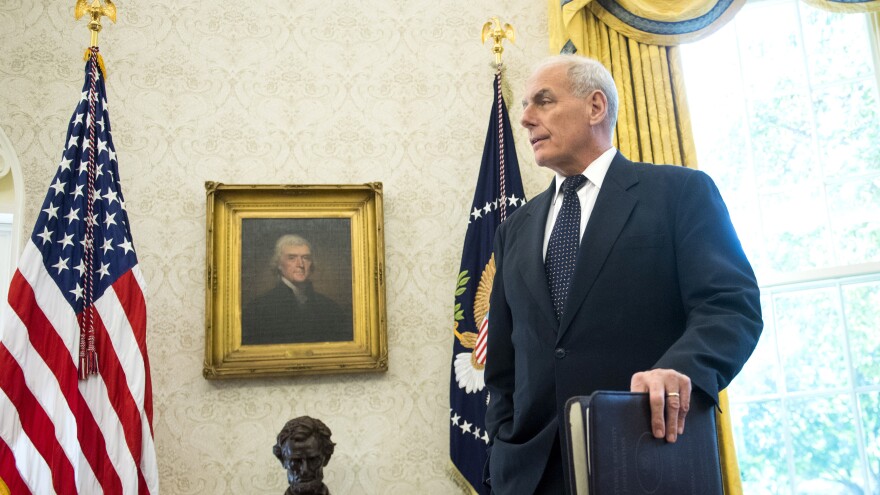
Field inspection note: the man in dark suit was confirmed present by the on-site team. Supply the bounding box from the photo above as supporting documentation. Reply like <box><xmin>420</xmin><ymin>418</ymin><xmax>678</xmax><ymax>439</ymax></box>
<box><xmin>242</xmin><ymin>234</ymin><xmax>352</xmax><ymax>345</ymax></box>
<box><xmin>484</xmin><ymin>55</ymin><xmax>762</xmax><ymax>493</ymax></box>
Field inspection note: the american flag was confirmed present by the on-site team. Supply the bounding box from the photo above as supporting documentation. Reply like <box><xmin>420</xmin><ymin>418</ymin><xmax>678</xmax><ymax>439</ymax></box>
<box><xmin>0</xmin><ymin>48</ymin><xmax>158</xmax><ymax>494</ymax></box>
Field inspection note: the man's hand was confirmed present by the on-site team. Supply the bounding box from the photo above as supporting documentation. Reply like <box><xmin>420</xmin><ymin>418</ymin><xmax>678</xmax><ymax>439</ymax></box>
<box><xmin>630</xmin><ymin>369</ymin><xmax>691</xmax><ymax>443</ymax></box>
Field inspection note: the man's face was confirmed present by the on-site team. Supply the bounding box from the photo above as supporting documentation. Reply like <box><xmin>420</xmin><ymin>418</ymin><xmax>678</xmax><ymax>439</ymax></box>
<box><xmin>520</xmin><ymin>64</ymin><xmax>595</xmax><ymax>176</ymax></box>
<box><xmin>278</xmin><ymin>244</ymin><xmax>313</xmax><ymax>285</ymax></box>
<box><xmin>280</xmin><ymin>435</ymin><xmax>325</xmax><ymax>493</ymax></box>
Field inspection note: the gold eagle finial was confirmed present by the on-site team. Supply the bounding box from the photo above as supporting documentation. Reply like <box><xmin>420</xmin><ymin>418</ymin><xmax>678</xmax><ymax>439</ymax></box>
<box><xmin>75</xmin><ymin>0</ymin><xmax>117</xmax><ymax>47</ymax></box>
<box><xmin>481</xmin><ymin>17</ymin><xmax>515</xmax><ymax>67</ymax></box>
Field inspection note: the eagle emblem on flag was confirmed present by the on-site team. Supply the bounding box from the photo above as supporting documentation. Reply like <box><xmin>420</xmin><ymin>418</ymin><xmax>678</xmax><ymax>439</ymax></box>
<box><xmin>453</xmin><ymin>255</ymin><xmax>495</xmax><ymax>393</ymax></box>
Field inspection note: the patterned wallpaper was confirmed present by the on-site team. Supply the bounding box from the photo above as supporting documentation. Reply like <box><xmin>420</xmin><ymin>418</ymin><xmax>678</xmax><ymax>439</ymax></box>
<box><xmin>0</xmin><ymin>0</ymin><xmax>556</xmax><ymax>493</ymax></box>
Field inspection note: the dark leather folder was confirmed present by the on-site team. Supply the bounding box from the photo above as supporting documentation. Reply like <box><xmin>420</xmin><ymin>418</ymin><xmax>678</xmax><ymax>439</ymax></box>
<box><xmin>564</xmin><ymin>391</ymin><xmax>722</xmax><ymax>495</ymax></box>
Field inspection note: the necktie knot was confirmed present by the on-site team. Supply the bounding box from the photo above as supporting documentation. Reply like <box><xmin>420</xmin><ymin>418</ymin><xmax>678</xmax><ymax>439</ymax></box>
<box><xmin>562</xmin><ymin>175</ymin><xmax>587</xmax><ymax>196</ymax></box>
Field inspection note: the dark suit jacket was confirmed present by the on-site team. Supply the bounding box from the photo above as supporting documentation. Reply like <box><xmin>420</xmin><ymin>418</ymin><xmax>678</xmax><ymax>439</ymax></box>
<box><xmin>484</xmin><ymin>152</ymin><xmax>762</xmax><ymax>494</ymax></box>
<box><xmin>241</xmin><ymin>282</ymin><xmax>352</xmax><ymax>345</ymax></box>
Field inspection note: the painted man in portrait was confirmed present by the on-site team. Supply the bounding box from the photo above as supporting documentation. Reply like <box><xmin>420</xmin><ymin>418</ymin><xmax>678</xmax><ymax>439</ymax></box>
<box><xmin>241</xmin><ymin>234</ymin><xmax>352</xmax><ymax>345</ymax></box>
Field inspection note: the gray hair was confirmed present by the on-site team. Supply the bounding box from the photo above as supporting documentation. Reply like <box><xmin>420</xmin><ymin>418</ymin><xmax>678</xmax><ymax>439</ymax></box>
<box><xmin>271</xmin><ymin>234</ymin><xmax>313</xmax><ymax>268</ymax></box>
<box><xmin>534</xmin><ymin>55</ymin><xmax>619</xmax><ymax>132</ymax></box>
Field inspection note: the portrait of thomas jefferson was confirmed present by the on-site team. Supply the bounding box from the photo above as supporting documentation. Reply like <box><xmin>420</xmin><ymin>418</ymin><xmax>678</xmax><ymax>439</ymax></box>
<box><xmin>241</xmin><ymin>232</ymin><xmax>353</xmax><ymax>345</ymax></box>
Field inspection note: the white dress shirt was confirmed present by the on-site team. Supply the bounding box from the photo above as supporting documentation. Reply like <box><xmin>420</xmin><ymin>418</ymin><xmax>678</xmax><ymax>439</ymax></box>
<box><xmin>542</xmin><ymin>147</ymin><xmax>617</xmax><ymax>259</ymax></box>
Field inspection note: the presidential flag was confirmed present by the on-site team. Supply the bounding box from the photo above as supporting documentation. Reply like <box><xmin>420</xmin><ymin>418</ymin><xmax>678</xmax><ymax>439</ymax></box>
<box><xmin>0</xmin><ymin>48</ymin><xmax>158</xmax><ymax>494</ymax></box>
<box><xmin>450</xmin><ymin>70</ymin><xmax>525</xmax><ymax>494</ymax></box>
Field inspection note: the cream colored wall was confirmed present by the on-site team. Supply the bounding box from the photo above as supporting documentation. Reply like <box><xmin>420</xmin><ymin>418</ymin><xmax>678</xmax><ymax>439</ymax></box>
<box><xmin>0</xmin><ymin>1</ymin><xmax>555</xmax><ymax>493</ymax></box>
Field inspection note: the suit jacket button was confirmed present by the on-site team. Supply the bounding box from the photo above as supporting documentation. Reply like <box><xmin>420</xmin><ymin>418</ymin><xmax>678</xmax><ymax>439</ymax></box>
<box><xmin>554</xmin><ymin>348</ymin><xmax>566</xmax><ymax>359</ymax></box>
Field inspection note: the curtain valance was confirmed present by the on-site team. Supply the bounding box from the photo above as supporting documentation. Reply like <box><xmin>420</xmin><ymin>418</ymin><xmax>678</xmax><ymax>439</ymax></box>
<box><xmin>801</xmin><ymin>0</ymin><xmax>880</xmax><ymax>13</ymax></box>
<box><xmin>554</xmin><ymin>0</ymin><xmax>879</xmax><ymax>50</ymax></box>
<box><xmin>555</xmin><ymin>0</ymin><xmax>745</xmax><ymax>46</ymax></box>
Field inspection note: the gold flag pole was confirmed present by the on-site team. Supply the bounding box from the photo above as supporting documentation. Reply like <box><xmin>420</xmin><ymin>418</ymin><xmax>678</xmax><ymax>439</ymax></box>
<box><xmin>75</xmin><ymin>0</ymin><xmax>117</xmax><ymax>47</ymax></box>
<box><xmin>481</xmin><ymin>17</ymin><xmax>515</xmax><ymax>112</ymax></box>
<box><xmin>481</xmin><ymin>17</ymin><xmax>515</xmax><ymax>68</ymax></box>
<box><xmin>74</xmin><ymin>0</ymin><xmax>116</xmax><ymax>76</ymax></box>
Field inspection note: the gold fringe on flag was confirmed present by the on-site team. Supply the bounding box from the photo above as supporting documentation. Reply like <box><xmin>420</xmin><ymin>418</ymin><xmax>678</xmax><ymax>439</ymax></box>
<box><xmin>82</xmin><ymin>48</ymin><xmax>107</xmax><ymax>78</ymax></box>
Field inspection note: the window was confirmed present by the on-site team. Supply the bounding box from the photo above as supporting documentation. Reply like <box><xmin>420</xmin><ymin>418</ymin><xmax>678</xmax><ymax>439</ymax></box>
<box><xmin>681</xmin><ymin>2</ymin><xmax>880</xmax><ymax>493</ymax></box>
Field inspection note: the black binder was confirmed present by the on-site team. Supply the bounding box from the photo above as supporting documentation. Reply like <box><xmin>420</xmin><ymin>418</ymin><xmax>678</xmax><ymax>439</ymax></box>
<box><xmin>564</xmin><ymin>391</ymin><xmax>723</xmax><ymax>495</ymax></box>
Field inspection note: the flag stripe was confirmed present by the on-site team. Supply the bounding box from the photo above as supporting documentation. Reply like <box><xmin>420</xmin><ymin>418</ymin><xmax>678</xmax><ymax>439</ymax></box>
<box><xmin>475</xmin><ymin>317</ymin><xmax>488</xmax><ymax>363</ymax></box>
<box><xmin>4</xmin><ymin>267</ymin><xmax>115</xmax><ymax>493</ymax></box>
<box><xmin>94</xmin><ymin>302</ymin><xmax>144</xmax><ymax>461</ymax></box>
<box><xmin>74</xmin><ymin>390</ymin><xmax>123</xmax><ymax>494</ymax></box>
<box><xmin>3</xmin><ymin>271</ymin><xmax>88</xmax><ymax>493</ymax></box>
<box><xmin>107</xmin><ymin>271</ymin><xmax>158</xmax><ymax>494</ymax></box>
<box><xmin>0</xmin><ymin>388</ymin><xmax>40</xmax><ymax>495</ymax></box>
<box><xmin>8</xmin><ymin>261</ymin><xmax>92</xmax><ymax>487</ymax></box>
<box><xmin>80</xmin><ymin>374</ymin><xmax>140</xmax><ymax>494</ymax></box>
<box><xmin>0</xmin><ymin>345</ymin><xmax>76</xmax><ymax>494</ymax></box>
<box><xmin>92</xmin><ymin>285</ymin><xmax>156</xmax><ymax>493</ymax></box>
<box><xmin>0</xmin><ymin>400</ymin><xmax>36</xmax><ymax>495</ymax></box>
<box><xmin>113</xmin><ymin>269</ymin><xmax>153</xmax><ymax>431</ymax></box>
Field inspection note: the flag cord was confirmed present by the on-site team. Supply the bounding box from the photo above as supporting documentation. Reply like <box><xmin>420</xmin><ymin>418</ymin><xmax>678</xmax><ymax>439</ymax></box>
<box><xmin>495</xmin><ymin>68</ymin><xmax>507</xmax><ymax>222</ymax></box>
<box><xmin>79</xmin><ymin>46</ymin><xmax>101</xmax><ymax>379</ymax></box>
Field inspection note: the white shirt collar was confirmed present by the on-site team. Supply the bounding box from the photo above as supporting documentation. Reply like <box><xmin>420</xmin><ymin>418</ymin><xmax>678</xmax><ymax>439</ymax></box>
<box><xmin>552</xmin><ymin>147</ymin><xmax>617</xmax><ymax>197</ymax></box>
<box><xmin>280</xmin><ymin>276</ymin><xmax>308</xmax><ymax>303</ymax></box>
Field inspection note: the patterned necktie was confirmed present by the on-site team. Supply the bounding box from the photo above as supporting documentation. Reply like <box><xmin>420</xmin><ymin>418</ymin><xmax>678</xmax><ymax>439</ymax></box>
<box><xmin>545</xmin><ymin>174</ymin><xmax>587</xmax><ymax>321</ymax></box>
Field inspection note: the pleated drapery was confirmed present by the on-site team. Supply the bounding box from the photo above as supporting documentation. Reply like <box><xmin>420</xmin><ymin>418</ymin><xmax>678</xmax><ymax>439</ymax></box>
<box><xmin>549</xmin><ymin>2</ymin><xmax>703</xmax><ymax>167</ymax></box>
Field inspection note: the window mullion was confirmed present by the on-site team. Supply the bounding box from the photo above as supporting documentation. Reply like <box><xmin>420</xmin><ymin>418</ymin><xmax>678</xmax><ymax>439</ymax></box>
<box><xmin>794</xmin><ymin>1</ymin><xmax>837</xmax><ymax>270</ymax></box>
<box><xmin>768</xmin><ymin>290</ymin><xmax>799</xmax><ymax>493</ymax></box>
<box><xmin>838</xmin><ymin>281</ymin><xmax>873</xmax><ymax>492</ymax></box>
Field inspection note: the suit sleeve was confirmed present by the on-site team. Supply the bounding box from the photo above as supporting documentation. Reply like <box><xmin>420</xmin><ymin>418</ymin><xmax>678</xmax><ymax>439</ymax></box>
<box><xmin>654</xmin><ymin>170</ymin><xmax>763</xmax><ymax>403</ymax></box>
<box><xmin>484</xmin><ymin>226</ymin><xmax>516</xmax><ymax>448</ymax></box>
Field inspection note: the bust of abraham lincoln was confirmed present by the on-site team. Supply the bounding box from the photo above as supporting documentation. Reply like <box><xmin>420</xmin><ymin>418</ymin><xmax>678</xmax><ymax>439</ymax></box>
<box><xmin>273</xmin><ymin>416</ymin><xmax>335</xmax><ymax>495</ymax></box>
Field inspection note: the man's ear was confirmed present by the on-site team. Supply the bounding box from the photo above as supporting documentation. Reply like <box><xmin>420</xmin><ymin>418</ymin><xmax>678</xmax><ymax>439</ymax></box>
<box><xmin>587</xmin><ymin>89</ymin><xmax>608</xmax><ymax>127</ymax></box>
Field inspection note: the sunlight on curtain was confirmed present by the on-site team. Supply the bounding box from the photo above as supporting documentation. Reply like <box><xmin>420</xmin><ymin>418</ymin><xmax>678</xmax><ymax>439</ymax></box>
<box><xmin>549</xmin><ymin>4</ymin><xmax>698</xmax><ymax>166</ymax></box>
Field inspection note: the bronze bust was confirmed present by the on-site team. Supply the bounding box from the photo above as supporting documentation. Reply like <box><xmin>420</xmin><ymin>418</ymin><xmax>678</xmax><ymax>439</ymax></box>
<box><xmin>273</xmin><ymin>416</ymin><xmax>335</xmax><ymax>495</ymax></box>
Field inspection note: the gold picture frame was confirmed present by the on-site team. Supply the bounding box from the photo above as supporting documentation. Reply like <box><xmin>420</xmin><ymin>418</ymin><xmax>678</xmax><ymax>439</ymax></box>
<box><xmin>203</xmin><ymin>183</ymin><xmax>387</xmax><ymax>379</ymax></box>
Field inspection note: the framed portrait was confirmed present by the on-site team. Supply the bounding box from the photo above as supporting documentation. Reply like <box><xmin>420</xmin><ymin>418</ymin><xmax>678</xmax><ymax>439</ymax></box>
<box><xmin>203</xmin><ymin>183</ymin><xmax>387</xmax><ymax>378</ymax></box>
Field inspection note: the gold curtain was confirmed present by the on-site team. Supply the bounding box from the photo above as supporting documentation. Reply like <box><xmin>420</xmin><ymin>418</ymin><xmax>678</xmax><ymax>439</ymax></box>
<box><xmin>549</xmin><ymin>1</ymin><xmax>743</xmax><ymax>493</ymax></box>
<box><xmin>716</xmin><ymin>388</ymin><xmax>742</xmax><ymax>494</ymax></box>
<box><xmin>549</xmin><ymin>2</ymin><xmax>700</xmax><ymax>167</ymax></box>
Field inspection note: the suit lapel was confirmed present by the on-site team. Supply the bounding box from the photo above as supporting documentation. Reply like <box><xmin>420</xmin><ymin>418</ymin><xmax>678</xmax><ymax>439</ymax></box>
<box><xmin>558</xmin><ymin>153</ymin><xmax>639</xmax><ymax>340</ymax></box>
<box><xmin>516</xmin><ymin>181</ymin><xmax>559</xmax><ymax>332</ymax></box>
